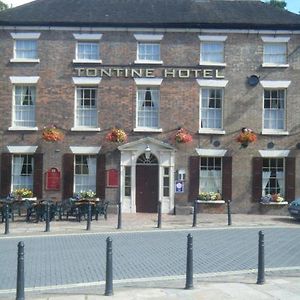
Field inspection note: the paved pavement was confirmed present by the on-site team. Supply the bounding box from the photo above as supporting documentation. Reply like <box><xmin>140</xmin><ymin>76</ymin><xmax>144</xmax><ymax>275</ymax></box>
<box><xmin>0</xmin><ymin>212</ymin><xmax>300</xmax><ymax>299</ymax></box>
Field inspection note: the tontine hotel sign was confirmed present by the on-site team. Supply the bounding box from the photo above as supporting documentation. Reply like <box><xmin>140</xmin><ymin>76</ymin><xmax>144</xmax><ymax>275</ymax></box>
<box><xmin>74</xmin><ymin>67</ymin><xmax>225</xmax><ymax>79</ymax></box>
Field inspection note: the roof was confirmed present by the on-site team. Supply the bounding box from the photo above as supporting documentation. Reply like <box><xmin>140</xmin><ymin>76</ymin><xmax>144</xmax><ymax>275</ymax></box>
<box><xmin>0</xmin><ymin>0</ymin><xmax>300</xmax><ymax>30</ymax></box>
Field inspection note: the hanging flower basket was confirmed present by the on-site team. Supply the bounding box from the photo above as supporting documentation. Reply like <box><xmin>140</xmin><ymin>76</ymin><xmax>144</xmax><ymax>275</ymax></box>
<box><xmin>42</xmin><ymin>125</ymin><xmax>64</xmax><ymax>142</ymax></box>
<box><xmin>174</xmin><ymin>128</ymin><xmax>193</xmax><ymax>144</ymax></box>
<box><xmin>236</xmin><ymin>127</ymin><xmax>257</xmax><ymax>148</ymax></box>
<box><xmin>106</xmin><ymin>128</ymin><xmax>127</xmax><ymax>143</ymax></box>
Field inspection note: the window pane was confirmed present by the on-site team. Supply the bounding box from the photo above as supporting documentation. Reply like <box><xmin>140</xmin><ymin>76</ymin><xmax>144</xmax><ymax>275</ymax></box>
<box><xmin>201</xmin><ymin>42</ymin><xmax>224</xmax><ymax>63</ymax></box>
<box><xmin>12</xmin><ymin>154</ymin><xmax>34</xmax><ymax>191</ymax></box>
<box><xmin>14</xmin><ymin>86</ymin><xmax>36</xmax><ymax>127</ymax></box>
<box><xmin>137</xmin><ymin>88</ymin><xmax>160</xmax><ymax>128</ymax></box>
<box><xmin>199</xmin><ymin>157</ymin><xmax>222</xmax><ymax>194</ymax></box>
<box><xmin>16</xmin><ymin>40</ymin><xmax>37</xmax><ymax>59</ymax></box>
<box><xmin>138</xmin><ymin>43</ymin><xmax>160</xmax><ymax>61</ymax></box>
<box><xmin>200</xmin><ymin>88</ymin><xmax>223</xmax><ymax>129</ymax></box>
<box><xmin>263</xmin><ymin>43</ymin><xmax>286</xmax><ymax>64</ymax></box>
<box><xmin>263</xmin><ymin>89</ymin><xmax>285</xmax><ymax>130</ymax></box>
<box><xmin>74</xmin><ymin>155</ymin><xmax>96</xmax><ymax>193</ymax></box>
<box><xmin>76</xmin><ymin>87</ymin><xmax>98</xmax><ymax>127</ymax></box>
<box><xmin>77</xmin><ymin>42</ymin><xmax>99</xmax><ymax>60</ymax></box>
<box><xmin>262</xmin><ymin>158</ymin><xmax>285</xmax><ymax>196</ymax></box>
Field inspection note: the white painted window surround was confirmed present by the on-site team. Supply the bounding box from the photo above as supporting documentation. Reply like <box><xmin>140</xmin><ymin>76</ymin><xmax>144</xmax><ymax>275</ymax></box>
<box><xmin>197</xmin><ymin>79</ymin><xmax>228</xmax><ymax>87</ymax></box>
<box><xmin>198</xmin><ymin>35</ymin><xmax>227</xmax><ymax>42</ymax></box>
<box><xmin>258</xmin><ymin>150</ymin><xmax>290</xmax><ymax>158</ymax></box>
<box><xmin>7</xmin><ymin>146</ymin><xmax>38</xmax><ymax>154</ymax></box>
<box><xmin>70</xmin><ymin>146</ymin><xmax>101</xmax><ymax>154</ymax></box>
<box><xmin>72</xmin><ymin>77</ymin><xmax>102</xmax><ymax>85</ymax></box>
<box><xmin>195</xmin><ymin>149</ymin><xmax>227</xmax><ymax>157</ymax></box>
<box><xmin>260</xmin><ymin>81</ymin><xmax>291</xmax><ymax>89</ymax></box>
<box><xmin>10</xmin><ymin>76</ymin><xmax>40</xmax><ymax>84</ymax></box>
<box><xmin>134</xmin><ymin>78</ymin><xmax>163</xmax><ymax>86</ymax></box>
<box><xmin>134</xmin><ymin>34</ymin><xmax>164</xmax><ymax>41</ymax></box>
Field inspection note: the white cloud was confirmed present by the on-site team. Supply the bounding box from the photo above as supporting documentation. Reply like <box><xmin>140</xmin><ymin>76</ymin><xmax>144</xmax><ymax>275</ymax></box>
<box><xmin>3</xmin><ymin>0</ymin><xmax>34</xmax><ymax>8</ymax></box>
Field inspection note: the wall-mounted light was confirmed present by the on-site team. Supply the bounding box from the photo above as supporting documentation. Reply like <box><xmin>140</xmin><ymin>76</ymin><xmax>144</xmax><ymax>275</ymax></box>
<box><xmin>145</xmin><ymin>145</ymin><xmax>151</xmax><ymax>160</ymax></box>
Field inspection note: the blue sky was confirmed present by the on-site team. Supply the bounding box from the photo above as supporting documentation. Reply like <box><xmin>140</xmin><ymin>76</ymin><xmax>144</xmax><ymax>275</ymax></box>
<box><xmin>3</xmin><ymin>0</ymin><xmax>300</xmax><ymax>14</ymax></box>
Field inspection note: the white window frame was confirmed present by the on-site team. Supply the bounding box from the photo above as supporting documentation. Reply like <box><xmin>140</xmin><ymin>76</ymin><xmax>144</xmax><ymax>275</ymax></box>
<box><xmin>261</xmin><ymin>157</ymin><xmax>285</xmax><ymax>198</ymax></box>
<box><xmin>134</xmin><ymin>78</ymin><xmax>163</xmax><ymax>132</ymax></box>
<box><xmin>261</xmin><ymin>36</ymin><xmax>290</xmax><ymax>68</ymax></box>
<box><xmin>11</xmin><ymin>154</ymin><xmax>34</xmax><ymax>192</ymax></box>
<box><xmin>134</xmin><ymin>34</ymin><xmax>163</xmax><ymax>64</ymax></box>
<box><xmin>260</xmin><ymin>80</ymin><xmax>290</xmax><ymax>135</ymax></box>
<box><xmin>199</xmin><ymin>35</ymin><xmax>227</xmax><ymax>66</ymax></box>
<box><xmin>9</xmin><ymin>76</ymin><xmax>39</xmax><ymax>131</ymax></box>
<box><xmin>197</xmin><ymin>79</ymin><xmax>228</xmax><ymax>134</ymax></box>
<box><xmin>199</xmin><ymin>156</ymin><xmax>222</xmax><ymax>194</ymax></box>
<box><xmin>74</xmin><ymin>154</ymin><xmax>97</xmax><ymax>193</ymax></box>
<box><xmin>73</xmin><ymin>33</ymin><xmax>102</xmax><ymax>64</ymax></box>
<box><xmin>72</xmin><ymin>78</ymin><xmax>101</xmax><ymax>131</ymax></box>
<box><xmin>10</xmin><ymin>32</ymin><xmax>40</xmax><ymax>63</ymax></box>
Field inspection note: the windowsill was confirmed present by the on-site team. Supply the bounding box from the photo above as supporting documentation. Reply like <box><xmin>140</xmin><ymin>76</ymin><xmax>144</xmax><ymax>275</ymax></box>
<box><xmin>198</xmin><ymin>129</ymin><xmax>225</xmax><ymax>135</ymax></box>
<box><xmin>8</xmin><ymin>126</ymin><xmax>38</xmax><ymax>131</ymax></box>
<box><xmin>72</xmin><ymin>59</ymin><xmax>102</xmax><ymax>64</ymax></box>
<box><xmin>197</xmin><ymin>200</ymin><xmax>225</xmax><ymax>204</ymax></box>
<box><xmin>260</xmin><ymin>201</ymin><xmax>288</xmax><ymax>206</ymax></box>
<box><xmin>261</xmin><ymin>130</ymin><xmax>289</xmax><ymax>136</ymax></box>
<box><xmin>134</xmin><ymin>60</ymin><xmax>163</xmax><ymax>65</ymax></box>
<box><xmin>262</xmin><ymin>63</ymin><xmax>289</xmax><ymax>68</ymax></box>
<box><xmin>10</xmin><ymin>58</ymin><xmax>40</xmax><ymax>63</ymax></box>
<box><xmin>133</xmin><ymin>127</ymin><xmax>163</xmax><ymax>132</ymax></box>
<box><xmin>199</xmin><ymin>62</ymin><xmax>226</xmax><ymax>67</ymax></box>
<box><xmin>71</xmin><ymin>127</ymin><xmax>101</xmax><ymax>132</ymax></box>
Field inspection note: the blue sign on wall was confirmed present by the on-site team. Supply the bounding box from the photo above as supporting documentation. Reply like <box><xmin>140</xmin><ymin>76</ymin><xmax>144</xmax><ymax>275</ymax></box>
<box><xmin>175</xmin><ymin>180</ymin><xmax>184</xmax><ymax>193</ymax></box>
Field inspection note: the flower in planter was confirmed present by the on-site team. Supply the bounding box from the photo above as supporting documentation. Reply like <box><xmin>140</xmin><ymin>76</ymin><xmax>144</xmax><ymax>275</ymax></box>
<box><xmin>42</xmin><ymin>125</ymin><xmax>64</xmax><ymax>142</ymax></box>
<box><xmin>174</xmin><ymin>128</ymin><xmax>193</xmax><ymax>144</ymax></box>
<box><xmin>199</xmin><ymin>192</ymin><xmax>222</xmax><ymax>201</ymax></box>
<box><xmin>12</xmin><ymin>188</ymin><xmax>33</xmax><ymax>199</ymax></box>
<box><xmin>106</xmin><ymin>128</ymin><xmax>127</xmax><ymax>143</ymax></box>
<box><xmin>236</xmin><ymin>127</ymin><xmax>257</xmax><ymax>148</ymax></box>
<box><xmin>75</xmin><ymin>190</ymin><xmax>96</xmax><ymax>199</ymax></box>
<box><xmin>261</xmin><ymin>193</ymin><xmax>285</xmax><ymax>203</ymax></box>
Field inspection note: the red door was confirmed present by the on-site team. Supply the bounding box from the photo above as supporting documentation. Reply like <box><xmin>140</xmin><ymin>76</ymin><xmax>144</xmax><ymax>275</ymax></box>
<box><xmin>136</xmin><ymin>165</ymin><xmax>159</xmax><ymax>212</ymax></box>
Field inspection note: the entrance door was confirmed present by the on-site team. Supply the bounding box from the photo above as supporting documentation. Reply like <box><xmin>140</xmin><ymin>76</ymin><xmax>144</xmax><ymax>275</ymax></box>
<box><xmin>136</xmin><ymin>164</ymin><xmax>159</xmax><ymax>212</ymax></box>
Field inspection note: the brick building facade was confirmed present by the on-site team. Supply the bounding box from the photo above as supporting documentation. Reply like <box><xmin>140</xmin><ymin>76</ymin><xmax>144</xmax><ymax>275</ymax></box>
<box><xmin>0</xmin><ymin>0</ymin><xmax>300</xmax><ymax>214</ymax></box>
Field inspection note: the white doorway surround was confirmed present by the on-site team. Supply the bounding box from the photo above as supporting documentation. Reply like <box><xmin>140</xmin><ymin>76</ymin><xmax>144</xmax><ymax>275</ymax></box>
<box><xmin>118</xmin><ymin>137</ymin><xmax>176</xmax><ymax>213</ymax></box>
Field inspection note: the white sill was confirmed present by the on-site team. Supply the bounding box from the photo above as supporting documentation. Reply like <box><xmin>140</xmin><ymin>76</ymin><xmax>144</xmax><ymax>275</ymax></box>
<box><xmin>260</xmin><ymin>201</ymin><xmax>288</xmax><ymax>205</ymax></box>
<box><xmin>8</xmin><ymin>126</ymin><xmax>38</xmax><ymax>131</ymax></box>
<box><xmin>262</xmin><ymin>63</ymin><xmax>289</xmax><ymax>68</ymax></box>
<box><xmin>198</xmin><ymin>129</ymin><xmax>225</xmax><ymax>135</ymax></box>
<box><xmin>10</xmin><ymin>58</ymin><xmax>40</xmax><ymax>63</ymax></box>
<box><xmin>134</xmin><ymin>60</ymin><xmax>163</xmax><ymax>65</ymax></box>
<box><xmin>199</xmin><ymin>62</ymin><xmax>226</xmax><ymax>67</ymax></box>
<box><xmin>133</xmin><ymin>127</ymin><xmax>163</xmax><ymax>133</ymax></box>
<box><xmin>73</xmin><ymin>59</ymin><xmax>102</xmax><ymax>64</ymax></box>
<box><xmin>197</xmin><ymin>200</ymin><xmax>225</xmax><ymax>204</ymax></box>
<box><xmin>261</xmin><ymin>130</ymin><xmax>289</xmax><ymax>136</ymax></box>
<box><xmin>71</xmin><ymin>127</ymin><xmax>101</xmax><ymax>132</ymax></box>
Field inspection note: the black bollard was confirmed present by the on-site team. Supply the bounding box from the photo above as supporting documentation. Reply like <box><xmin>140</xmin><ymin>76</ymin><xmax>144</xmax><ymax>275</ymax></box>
<box><xmin>117</xmin><ymin>201</ymin><xmax>122</xmax><ymax>229</ymax></box>
<box><xmin>257</xmin><ymin>230</ymin><xmax>265</xmax><ymax>285</ymax></box>
<box><xmin>192</xmin><ymin>200</ymin><xmax>198</xmax><ymax>227</ymax></box>
<box><xmin>86</xmin><ymin>202</ymin><xmax>92</xmax><ymax>231</ymax></box>
<box><xmin>157</xmin><ymin>201</ymin><xmax>162</xmax><ymax>228</ymax></box>
<box><xmin>45</xmin><ymin>202</ymin><xmax>50</xmax><ymax>232</ymax></box>
<box><xmin>16</xmin><ymin>241</ymin><xmax>25</xmax><ymax>300</ymax></box>
<box><xmin>185</xmin><ymin>234</ymin><xmax>193</xmax><ymax>289</ymax></box>
<box><xmin>227</xmin><ymin>200</ymin><xmax>232</xmax><ymax>226</ymax></box>
<box><xmin>5</xmin><ymin>203</ymin><xmax>10</xmax><ymax>235</ymax></box>
<box><xmin>105</xmin><ymin>237</ymin><xmax>113</xmax><ymax>296</ymax></box>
